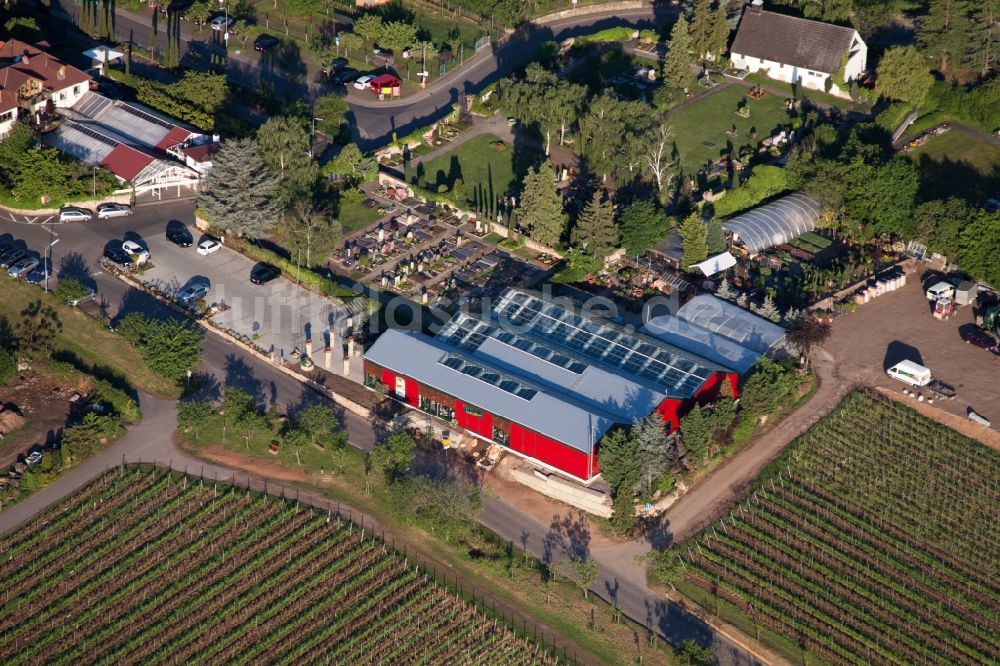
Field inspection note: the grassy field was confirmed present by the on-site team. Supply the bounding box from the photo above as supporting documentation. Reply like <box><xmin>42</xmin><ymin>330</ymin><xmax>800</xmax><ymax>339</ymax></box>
<box><xmin>338</xmin><ymin>192</ymin><xmax>384</xmax><ymax>235</ymax></box>
<box><xmin>406</xmin><ymin>133</ymin><xmax>535</xmax><ymax>209</ymax></box>
<box><xmin>179</xmin><ymin>410</ymin><xmax>673</xmax><ymax>665</ymax></box>
<box><xmin>904</xmin><ymin>128</ymin><xmax>1000</xmax><ymax>201</ymax></box>
<box><xmin>656</xmin><ymin>390</ymin><xmax>1000</xmax><ymax>666</ymax></box>
<box><xmin>0</xmin><ymin>466</ymin><xmax>558</xmax><ymax>664</ymax></box>
<box><xmin>0</xmin><ymin>280</ymin><xmax>179</xmax><ymax>398</ymax></box>
<box><xmin>743</xmin><ymin>73</ymin><xmax>859</xmax><ymax>110</ymax></box>
<box><xmin>666</xmin><ymin>84</ymin><xmax>792</xmax><ymax>176</ymax></box>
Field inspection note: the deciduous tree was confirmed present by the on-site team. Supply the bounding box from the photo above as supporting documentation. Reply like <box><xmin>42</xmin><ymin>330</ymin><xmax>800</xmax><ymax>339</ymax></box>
<box><xmin>379</xmin><ymin>21</ymin><xmax>417</xmax><ymax>54</ymax></box>
<box><xmin>644</xmin><ymin>124</ymin><xmax>677</xmax><ymax>203</ymax></box>
<box><xmin>16</xmin><ymin>300</ymin><xmax>61</xmax><ymax>353</ymax></box>
<box><xmin>256</xmin><ymin>116</ymin><xmax>319</xmax><ymax>207</ymax></box>
<box><xmin>198</xmin><ymin>138</ymin><xmax>281</xmax><ymax>238</ymax></box>
<box><xmin>786</xmin><ymin>318</ymin><xmax>832</xmax><ymax>371</ymax></box>
<box><xmin>371</xmin><ymin>431</ymin><xmax>416</xmax><ymax>483</ymax></box>
<box><xmin>313</xmin><ymin>94</ymin><xmax>350</xmax><ymax>141</ymax></box>
<box><xmin>353</xmin><ymin>14</ymin><xmax>384</xmax><ymax>54</ymax></box>
<box><xmin>876</xmin><ymin>46</ymin><xmax>933</xmax><ymax>106</ymax></box>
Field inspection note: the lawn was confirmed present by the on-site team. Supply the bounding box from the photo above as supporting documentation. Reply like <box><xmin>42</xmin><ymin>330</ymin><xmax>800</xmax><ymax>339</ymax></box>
<box><xmin>905</xmin><ymin>128</ymin><xmax>1000</xmax><ymax>201</ymax></box>
<box><xmin>744</xmin><ymin>72</ymin><xmax>860</xmax><ymax>110</ymax></box>
<box><xmin>666</xmin><ymin>84</ymin><xmax>792</xmax><ymax>176</ymax></box>
<box><xmin>1</xmin><ymin>280</ymin><xmax>179</xmax><ymax>398</ymax></box>
<box><xmin>338</xmin><ymin>191</ymin><xmax>384</xmax><ymax>235</ymax></box>
<box><xmin>405</xmin><ymin>133</ymin><xmax>538</xmax><ymax>209</ymax></box>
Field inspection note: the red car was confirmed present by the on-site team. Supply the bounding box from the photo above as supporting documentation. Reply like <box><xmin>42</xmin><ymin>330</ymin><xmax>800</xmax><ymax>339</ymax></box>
<box><xmin>961</xmin><ymin>328</ymin><xmax>998</xmax><ymax>350</ymax></box>
<box><xmin>369</xmin><ymin>73</ymin><xmax>401</xmax><ymax>93</ymax></box>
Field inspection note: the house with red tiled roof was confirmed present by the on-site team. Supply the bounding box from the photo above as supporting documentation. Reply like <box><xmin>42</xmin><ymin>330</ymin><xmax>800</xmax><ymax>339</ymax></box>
<box><xmin>0</xmin><ymin>39</ymin><xmax>91</xmax><ymax>131</ymax></box>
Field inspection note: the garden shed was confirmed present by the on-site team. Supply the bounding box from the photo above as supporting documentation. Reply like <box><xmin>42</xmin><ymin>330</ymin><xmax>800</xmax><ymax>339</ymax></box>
<box><xmin>723</xmin><ymin>193</ymin><xmax>823</xmax><ymax>256</ymax></box>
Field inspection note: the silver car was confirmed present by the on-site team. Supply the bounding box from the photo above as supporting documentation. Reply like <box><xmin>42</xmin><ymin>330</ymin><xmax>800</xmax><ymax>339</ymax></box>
<box><xmin>177</xmin><ymin>282</ymin><xmax>210</xmax><ymax>305</ymax></box>
<box><xmin>8</xmin><ymin>256</ymin><xmax>39</xmax><ymax>278</ymax></box>
<box><xmin>59</xmin><ymin>207</ymin><xmax>93</xmax><ymax>222</ymax></box>
<box><xmin>97</xmin><ymin>203</ymin><xmax>133</xmax><ymax>219</ymax></box>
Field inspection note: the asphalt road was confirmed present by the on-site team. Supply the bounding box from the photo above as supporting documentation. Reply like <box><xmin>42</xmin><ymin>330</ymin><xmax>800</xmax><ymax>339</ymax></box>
<box><xmin>0</xmin><ymin>203</ymin><xmax>381</xmax><ymax>449</ymax></box>
<box><xmin>45</xmin><ymin>1</ymin><xmax>669</xmax><ymax>149</ymax></box>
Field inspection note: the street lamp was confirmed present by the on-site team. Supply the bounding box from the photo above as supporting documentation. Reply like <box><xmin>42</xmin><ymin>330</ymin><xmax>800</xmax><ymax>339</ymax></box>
<box><xmin>92</xmin><ymin>165</ymin><xmax>97</xmax><ymax>208</ymax></box>
<box><xmin>219</xmin><ymin>0</ymin><xmax>229</xmax><ymax>44</ymax></box>
<box><xmin>311</xmin><ymin>117</ymin><xmax>323</xmax><ymax>158</ymax></box>
<box><xmin>44</xmin><ymin>237</ymin><xmax>59</xmax><ymax>294</ymax></box>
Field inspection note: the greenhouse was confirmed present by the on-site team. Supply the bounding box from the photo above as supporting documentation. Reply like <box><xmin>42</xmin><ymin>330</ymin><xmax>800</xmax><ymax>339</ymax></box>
<box><xmin>675</xmin><ymin>295</ymin><xmax>788</xmax><ymax>356</ymax></box>
<box><xmin>723</xmin><ymin>193</ymin><xmax>823</xmax><ymax>255</ymax></box>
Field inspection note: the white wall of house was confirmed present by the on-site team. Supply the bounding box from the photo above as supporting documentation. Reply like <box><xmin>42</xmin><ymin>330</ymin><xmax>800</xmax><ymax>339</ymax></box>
<box><xmin>0</xmin><ymin>110</ymin><xmax>15</xmax><ymax>139</ymax></box>
<box><xmin>51</xmin><ymin>83</ymin><xmax>88</xmax><ymax>109</ymax></box>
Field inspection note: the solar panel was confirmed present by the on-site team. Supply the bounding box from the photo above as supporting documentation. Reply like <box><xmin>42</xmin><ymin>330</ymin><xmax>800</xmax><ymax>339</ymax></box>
<box><xmin>66</xmin><ymin>121</ymin><xmax>119</xmax><ymax>147</ymax></box>
<box><xmin>491</xmin><ymin>290</ymin><xmax>716</xmax><ymax>394</ymax></box>
<box><xmin>437</xmin><ymin>354</ymin><xmax>537</xmax><ymax>401</ymax></box>
<box><xmin>118</xmin><ymin>102</ymin><xmax>175</xmax><ymax>130</ymax></box>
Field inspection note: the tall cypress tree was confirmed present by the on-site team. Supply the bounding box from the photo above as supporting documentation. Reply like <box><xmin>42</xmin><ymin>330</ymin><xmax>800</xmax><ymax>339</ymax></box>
<box><xmin>709</xmin><ymin>5</ymin><xmax>731</xmax><ymax>62</ymax></box>
<box><xmin>663</xmin><ymin>15</ymin><xmax>694</xmax><ymax>89</ymax></box>
<box><xmin>518</xmin><ymin>162</ymin><xmax>567</xmax><ymax>248</ymax></box>
<box><xmin>679</xmin><ymin>212</ymin><xmax>708</xmax><ymax>269</ymax></box>
<box><xmin>571</xmin><ymin>189</ymin><xmax>619</xmax><ymax>258</ymax></box>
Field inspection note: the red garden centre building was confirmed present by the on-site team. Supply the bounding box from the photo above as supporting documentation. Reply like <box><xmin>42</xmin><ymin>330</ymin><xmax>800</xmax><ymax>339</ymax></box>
<box><xmin>364</xmin><ymin>289</ymin><xmax>749</xmax><ymax>482</ymax></box>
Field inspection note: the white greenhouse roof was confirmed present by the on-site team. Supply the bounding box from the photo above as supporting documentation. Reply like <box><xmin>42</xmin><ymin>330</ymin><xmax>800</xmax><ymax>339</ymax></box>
<box><xmin>723</xmin><ymin>193</ymin><xmax>822</xmax><ymax>255</ymax></box>
<box><xmin>642</xmin><ymin>315</ymin><xmax>761</xmax><ymax>374</ymax></box>
<box><xmin>676</xmin><ymin>294</ymin><xmax>787</xmax><ymax>356</ymax></box>
<box><xmin>692</xmin><ymin>251</ymin><xmax>737</xmax><ymax>276</ymax></box>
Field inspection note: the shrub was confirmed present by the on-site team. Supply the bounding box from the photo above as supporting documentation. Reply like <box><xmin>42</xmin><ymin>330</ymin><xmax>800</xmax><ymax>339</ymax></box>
<box><xmin>92</xmin><ymin>379</ymin><xmax>141</xmax><ymax>424</ymax></box>
<box><xmin>53</xmin><ymin>278</ymin><xmax>92</xmax><ymax>305</ymax></box>
<box><xmin>0</xmin><ymin>348</ymin><xmax>14</xmax><ymax>385</ymax></box>
<box><xmin>241</xmin><ymin>243</ymin><xmax>364</xmax><ymax>301</ymax></box>
<box><xmin>712</xmin><ymin>166</ymin><xmax>791</xmax><ymax>218</ymax></box>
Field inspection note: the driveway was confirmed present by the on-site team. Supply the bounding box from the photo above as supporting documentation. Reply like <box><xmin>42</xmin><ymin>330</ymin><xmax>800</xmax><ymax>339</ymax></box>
<box><xmin>135</xmin><ymin>232</ymin><xmax>356</xmax><ymax>359</ymax></box>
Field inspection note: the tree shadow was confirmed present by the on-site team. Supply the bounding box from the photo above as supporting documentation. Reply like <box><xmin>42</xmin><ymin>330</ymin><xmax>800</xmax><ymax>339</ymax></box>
<box><xmin>915</xmin><ymin>153</ymin><xmax>1000</xmax><ymax>205</ymax></box>
<box><xmin>57</xmin><ymin>251</ymin><xmax>97</xmax><ymax>291</ymax></box>
<box><xmin>223</xmin><ymin>353</ymin><xmax>266</xmax><ymax>406</ymax></box>
<box><xmin>51</xmin><ymin>349</ymin><xmax>139</xmax><ymax>401</ymax></box>
<box><xmin>543</xmin><ymin>510</ymin><xmax>591</xmax><ymax>563</ymax></box>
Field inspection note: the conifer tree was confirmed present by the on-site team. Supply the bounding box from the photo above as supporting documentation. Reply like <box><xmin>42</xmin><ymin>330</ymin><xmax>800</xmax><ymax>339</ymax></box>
<box><xmin>679</xmin><ymin>213</ymin><xmax>708</xmax><ymax>269</ymax></box>
<box><xmin>571</xmin><ymin>189</ymin><xmax>619</xmax><ymax>258</ymax></box>
<box><xmin>198</xmin><ymin>138</ymin><xmax>281</xmax><ymax>238</ymax></box>
<box><xmin>663</xmin><ymin>15</ymin><xmax>694</xmax><ymax>89</ymax></box>
<box><xmin>519</xmin><ymin>162</ymin><xmax>567</xmax><ymax>248</ymax></box>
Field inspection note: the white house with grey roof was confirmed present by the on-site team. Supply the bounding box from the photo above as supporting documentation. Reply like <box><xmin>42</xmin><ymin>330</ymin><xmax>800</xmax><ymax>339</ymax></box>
<box><xmin>729</xmin><ymin>0</ymin><xmax>866</xmax><ymax>98</ymax></box>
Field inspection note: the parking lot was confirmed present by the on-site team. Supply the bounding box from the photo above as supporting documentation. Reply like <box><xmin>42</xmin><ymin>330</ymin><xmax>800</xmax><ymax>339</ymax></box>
<box><xmin>135</xmin><ymin>228</ymin><xmax>358</xmax><ymax>360</ymax></box>
<box><xmin>825</xmin><ymin>268</ymin><xmax>1000</xmax><ymax>429</ymax></box>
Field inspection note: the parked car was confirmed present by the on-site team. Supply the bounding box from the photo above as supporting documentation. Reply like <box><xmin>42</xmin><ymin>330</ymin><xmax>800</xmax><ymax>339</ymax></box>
<box><xmin>122</xmin><ymin>240</ymin><xmax>150</xmax><ymax>263</ymax></box>
<box><xmin>25</xmin><ymin>261</ymin><xmax>51</xmax><ymax>285</ymax></box>
<box><xmin>368</xmin><ymin>73</ymin><xmax>401</xmax><ymax>92</ymax></box>
<box><xmin>166</xmin><ymin>227</ymin><xmax>193</xmax><ymax>247</ymax></box>
<box><xmin>254</xmin><ymin>34</ymin><xmax>279</xmax><ymax>51</ymax></box>
<box><xmin>250</xmin><ymin>263</ymin><xmax>281</xmax><ymax>285</ymax></box>
<box><xmin>329</xmin><ymin>57</ymin><xmax>349</xmax><ymax>72</ymax></box>
<box><xmin>97</xmin><ymin>202</ymin><xmax>133</xmax><ymax>219</ymax></box>
<box><xmin>8</xmin><ymin>256</ymin><xmax>39</xmax><ymax>278</ymax></box>
<box><xmin>177</xmin><ymin>282</ymin><xmax>210</xmax><ymax>305</ymax></box>
<box><xmin>59</xmin><ymin>207</ymin><xmax>93</xmax><ymax>222</ymax></box>
<box><xmin>0</xmin><ymin>249</ymin><xmax>26</xmax><ymax>269</ymax></box>
<box><xmin>197</xmin><ymin>238</ymin><xmax>222</xmax><ymax>255</ymax></box>
<box><xmin>160</xmin><ymin>0</ymin><xmax>193</xmax><ymax>15</ymax></box>
<box><xmin>210</xmin><ymin>15</ymin><xmax>233</xmax><ymax>31</ymax></box>
<box><xmin>961</xmin><ymin>328</ymin><xmax>998</xmax><ymax>350</ymax></box>
<box><xmin>331</xmin><ymin>67</ymin><xmax>360</xmax><ymax>84</ymax></box>
<box><xmin>0</xmin><ymin>247</ymin><xmax>25</xmax><ymax>268</ymax></box>
<box><xmin>353</xmin><ymin>74</ymin><xmax>375</xmax><ymax>90</ymax></box>
<box><xmin>104</xmin><ymin>246</ymin><xmax>133</xmax><ymax>268</ymax></box>
<box><xmin>24</xmin><ymin>451</ymin><xmax>42</xmax><ymax>466</ymax></box>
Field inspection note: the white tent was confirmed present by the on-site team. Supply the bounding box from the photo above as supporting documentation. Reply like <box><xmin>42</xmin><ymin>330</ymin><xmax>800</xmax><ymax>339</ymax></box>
<box><xmin>691</xmin><ymin>251</ymin><xmax>737</xmax><ymax>277</ymax></box>
<box><xmin>83</xmin><ymin>46</ymin><xmax>125</xmax><ymax>65</ymax></box>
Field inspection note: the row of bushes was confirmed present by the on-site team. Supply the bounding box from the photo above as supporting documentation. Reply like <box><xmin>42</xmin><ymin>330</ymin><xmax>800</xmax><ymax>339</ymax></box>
<box><xmin>240</xmin><ymin>242</ymin><xmax>364</xmax><ymax>302</ymax></box>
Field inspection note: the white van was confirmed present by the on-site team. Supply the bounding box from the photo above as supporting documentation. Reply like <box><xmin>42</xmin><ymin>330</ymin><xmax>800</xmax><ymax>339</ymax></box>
<box><xmin>887</xmin><ymin>360</ymin><xmax>932</xmax><ymax>387</ymax></box>
<box><xmin>925</xmin><ymin>281</ymin><xmax>954</xmax><ymax>301</ymax></box>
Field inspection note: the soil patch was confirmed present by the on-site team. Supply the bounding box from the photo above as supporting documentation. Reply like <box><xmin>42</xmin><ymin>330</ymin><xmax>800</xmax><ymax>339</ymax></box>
<box><xmin>189</xmin><ymin>443</ymin><xmax>308</xmax><ymax>483</ymax></box>
<box><xmin>0</xmin><ymin>370</ymin><xmax>89</xmax><ymax>470</ymax></box>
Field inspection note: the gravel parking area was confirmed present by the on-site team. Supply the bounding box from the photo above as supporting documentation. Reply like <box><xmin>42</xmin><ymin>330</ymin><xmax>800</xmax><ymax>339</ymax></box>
<box><xmin>135</xmin><ymin>229</ymin><xmax>356</xmax><ymax>360</ymax></box>
<box><xmin>825</xmin><ymin>268</ymin><xmax>1000</xmax><ymax>429</ymax></box>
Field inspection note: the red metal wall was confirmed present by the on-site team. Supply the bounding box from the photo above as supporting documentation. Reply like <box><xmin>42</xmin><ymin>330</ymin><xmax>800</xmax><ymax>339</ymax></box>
<box><xmin>656</xmin><ymin>371</ymin><xmax>741</xmax><ymax>431</ymax></box>
<box><xmin>507</xmin><ymin>423</ymin><xmax>597</xmax><ymax>480</ymax></box>
<box><xmin>454</xmin><ymin>400</ymin><xmax>493</xmax><ymax>439</ymax></box>
<box><xmin>379</xmin><ymin>368</ymin><xmax>419</xmax><ymax>408</ymax></box>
